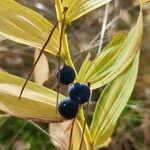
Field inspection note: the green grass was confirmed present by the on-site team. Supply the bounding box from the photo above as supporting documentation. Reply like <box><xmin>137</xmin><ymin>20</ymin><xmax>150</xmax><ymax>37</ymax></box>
<box><xmin>0</xmin><ymin>117</ymin><xmax>55</xmax><ymax>150</ymax></box>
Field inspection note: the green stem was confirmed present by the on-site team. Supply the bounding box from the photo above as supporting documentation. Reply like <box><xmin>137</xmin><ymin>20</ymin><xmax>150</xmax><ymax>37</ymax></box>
<box><xmin>77</xmin><ymin>108</ymin><xmax>93</xmax><ymax>150</ymax></box>
<box><xmin>54</xmin><ymin>0</ymin><xmax>92</xmax><ymax>149</ymax></box>
<box><xmin>55</xmin><ymin>0</ymin><xmax>75</xmax><ymax>71</ymax></box>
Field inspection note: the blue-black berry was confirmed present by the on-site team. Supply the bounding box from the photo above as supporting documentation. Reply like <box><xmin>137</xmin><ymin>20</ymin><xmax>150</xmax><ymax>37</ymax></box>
<box><xmin>58</xmin><ymin>97</ymin><xmax>78</xmax><ymax>119</ymax></box>
<box><xmin>68</xmin><ymin>83</ymin><xmax>91</xmax><ymax>105</ymax></box>
<box><xmin>57</xmin><ymin>65</ymin><xmax>76</xmax><ymax>85</ymax></box>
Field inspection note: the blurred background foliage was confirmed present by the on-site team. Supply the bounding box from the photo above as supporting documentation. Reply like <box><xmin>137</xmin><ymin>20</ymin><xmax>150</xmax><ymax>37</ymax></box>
<box><xmin>0</xmin><ymin>0</ymin><xmax>149</xmax><ymax>150</ymax></box>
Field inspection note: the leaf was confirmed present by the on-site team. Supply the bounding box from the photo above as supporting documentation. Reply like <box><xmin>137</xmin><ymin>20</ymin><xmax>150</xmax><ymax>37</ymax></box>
<box><xmin>98</xmin><ymin>138</ymin><xmax>111</xmax><ymax>148</ymax></box>
<box><xmin>77</xmin><ymin>32</ymin><xmax>126</xmax><ymax>82</ymax></box>
<box><xmin>0</xmin><ymin>0</ymin><xmax>60</xmax><ymax>55</ymax></box>
<box><xmin>34</xmin><ymin>49</ymin><xmax>49</xmax><ymax>85</ymax></box>
<box><xmin>90</xmin><ymin>53</ymin><xmax>140</xmax><ymax>149</ymax></box>
<box><xmin>142</xmin><ymin>0</ymin><xmax>150</xmax><ymax>3</ymax></box>
<box><xmin>0</xmin><ymin>71</ymin><xmax>65</xmax><ymax>123</ymax></box>
<box><xmin>62</xmin><ymin>0</ymin><xmax>112</xmax><ymax>23</ymax></box>
<box><xmin>77</xmin><ymin>52</ymin><xmax>92</xmax><ymax>82</ymax></box>
<box><xmin>78</xmin><ymin>9</ymin><xmax>143</xmax><ymax>89</ymax></box>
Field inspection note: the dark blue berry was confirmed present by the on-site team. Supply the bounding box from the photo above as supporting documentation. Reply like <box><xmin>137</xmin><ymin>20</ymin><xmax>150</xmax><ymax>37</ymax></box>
<box><xmin>58</xmin><ymin>97</ymin><xmax>78</xmax><ymax>119</ymax></box>
<box><xmin>68</xmin><ymin>83</ymin><xmax>91</xmax><ymax>105</ymax></box>
<box><xmin>57</xmin><ymin>65</ymin><xmax>76</xmax><ymax>85</ymax></box>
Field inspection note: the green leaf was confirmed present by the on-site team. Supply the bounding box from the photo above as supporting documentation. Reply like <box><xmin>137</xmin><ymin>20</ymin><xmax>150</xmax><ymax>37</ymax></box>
<box><xmin>0</xmin><ymin>0</ymin><xmax>60</xmax><ymax>55</ymax></box>
<box><xmin>62</xmin><ymin>0</ymin><xmax>112</xmax><ymax>23</ymax></box>
<box><xmin>90</xmin><ymin>53</ymin><xmax>140</xmax><ymax>149</ymax></box>
<box><xmin>0</xmin><ymin>71</ymin><xmax>65</xmax><ymax>123</ymax></box>
<box><xmin>77</xmin><ymin>32</ymin><xmax>126</xmax><ymax>82</ymax></box>
<box><xmin>78</xmin><ymin>10</ymin><xmax>143</xmax><ymax>89</ymax></box>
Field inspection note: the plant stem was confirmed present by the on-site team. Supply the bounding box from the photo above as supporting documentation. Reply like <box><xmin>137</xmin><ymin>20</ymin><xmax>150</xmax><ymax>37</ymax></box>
<box><xmin>55</xmin><ymin>0</ymin><xmax>76</xmax><ymax>72</ymax></box>
<box><xmin>68</xmin><ymin>118</ymin><xmax>76</xmax><ymax>150</ymax></box>
<box><xmin>54</xmin><ymin>1</ymin><xmax>92</xmax><ymax>149</ymax></box>
<box><xmin>79</xmin><ymin>101</ymin><xmax>90</xmax><ymax>150</ymax></box>
<box><xmin>77</xmin><ymin>109</ymin><xmax>93</xmax><ymax>150</ymax></box>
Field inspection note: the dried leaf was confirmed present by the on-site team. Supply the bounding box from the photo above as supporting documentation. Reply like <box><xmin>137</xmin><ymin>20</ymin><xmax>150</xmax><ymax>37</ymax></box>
<box><xmin>34</xmin><ymin>49</ymin><xmax>49</xmax><ymax>85</ymax></box>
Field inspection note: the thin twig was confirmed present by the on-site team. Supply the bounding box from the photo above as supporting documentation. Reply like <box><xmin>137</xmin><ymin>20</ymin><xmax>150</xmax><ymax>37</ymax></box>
<box><xmin>114</xmin><ymin>0</ymin><xmax>120</xmax><ymax>16</ymax></box>
<box><xmin>98</xmin><ymin>3</ymin><xmax>110</xmax><ymax>54</ymax></box>
<box><xmin>79</xmin><ymin>102</ymin><xmax>90</xmax><ymax>150</ymax></box>
<box><xmin>68</xmin><ymin>118</ymin><xmax>76</xmax><ymax>150</ymax></box>
<box><xmin>79</xmin><ymin>84</ymin><xmax>92</xmax><ymax>150</ymax></box>
<box><xmin>90</xmin><ymin>1</ymin><xmax>139</xmax><ymax>46</ymax></box>
<box><xmin>19</xmin><ymin>21</ymin><xmax>59</xmax><ymax>100</ymax></box>
<box><xmin>105</xmin><ymin>15</ymin><xmax>120</xmax><ymax>30</ymax></box>
<box><xmin>89</xmin><ymin>14</ymin><xmax>120</xmax><ymax>48</ymax></box>
<box><xmin>56</xmin><ymin>7</ymin><xmax>68</xmax><ymax>113</ymax></box>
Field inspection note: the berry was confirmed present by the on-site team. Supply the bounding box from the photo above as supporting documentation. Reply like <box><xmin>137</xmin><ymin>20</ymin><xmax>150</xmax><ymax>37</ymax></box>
<box><xmin>68</xmin><ymin>83</ymin><xmax>91</xmax><ymax>105</ymax></box>
<box><xmin>58</xmin><ymin>97</ymin><xmax>78</xmax><ymax>119</ymax></box>
<box><xmin>57</xmin><ymin>65</ymin><xmax>76</xmax><ymax>85</ymax></box>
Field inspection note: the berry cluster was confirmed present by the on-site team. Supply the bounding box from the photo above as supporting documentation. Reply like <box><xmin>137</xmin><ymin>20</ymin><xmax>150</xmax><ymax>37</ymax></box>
<box><xmin>57</xmin><ymin>65</ymin><xmax>90</xmax><ymax>119</ymax></box>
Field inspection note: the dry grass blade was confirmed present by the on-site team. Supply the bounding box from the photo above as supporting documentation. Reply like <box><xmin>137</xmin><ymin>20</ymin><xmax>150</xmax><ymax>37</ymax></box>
<box><xmin>98</xmin><ymin>3</ymin><xmax>110</xmax><ymax>54</ymax></box>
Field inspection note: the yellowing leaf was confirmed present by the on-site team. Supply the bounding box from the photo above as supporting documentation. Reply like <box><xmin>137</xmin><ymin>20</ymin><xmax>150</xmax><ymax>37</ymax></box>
<box><xmin>77</xmin><ymin>52</ymin><xmax>92</xmax><ymax>82</ymax></box>
<box><xmin>62</xmin><ymin>0</ymin><xmax>112</xmax><ymax>23</ymax></box>
<box><xmin>0</xmin><ymin>71</ymin><xmax>65</xmax><ymax>123</ymax></box>
<box><xmin>49</xmin><ymin>115</ymin><xmax>90</xmax><ymax>150</ymax></box>
<box><xmin>90</xmin><ymin>53</ymin><xmax>140</xmax><ymax>149</ymax></box>
<box><xmin>78</xmin><ymin>9</ymin><xmax>143</xmax><ymax>89</ymax></box>
<box><xmin>49</xmin><ymin>120</ymin><xmax>73</xmax><ymax>149</ymax></box>
<box><xmin>0</xmin><ymin>0</ymin><xmax>60</xmax><ymax>55</ymax></box>
<box><xmin>142</xmin><ymin>0</ymin><xmax>150</xmax><ymax>3</ymax></box>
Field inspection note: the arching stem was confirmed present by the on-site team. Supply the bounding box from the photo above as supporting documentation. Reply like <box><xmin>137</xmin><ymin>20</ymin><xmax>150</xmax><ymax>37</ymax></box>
<box><xmin>79</xmin><ymin>100</ymin><xmax>90</xmax><ymax>150</ymax></box>
<box><xmin>79</xmin><ymin>83</ymin><xmax>91</xmax><ymax>150</ymax></box>
<box><xmin>68</xmin><ymin>117</ymin><xmax>76</xmax><ymax>150</ymax></box>
<box><xmin>56</xmin><ymin>7</ymin><xmax>68</xmax><ymax>113</ymax></box>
